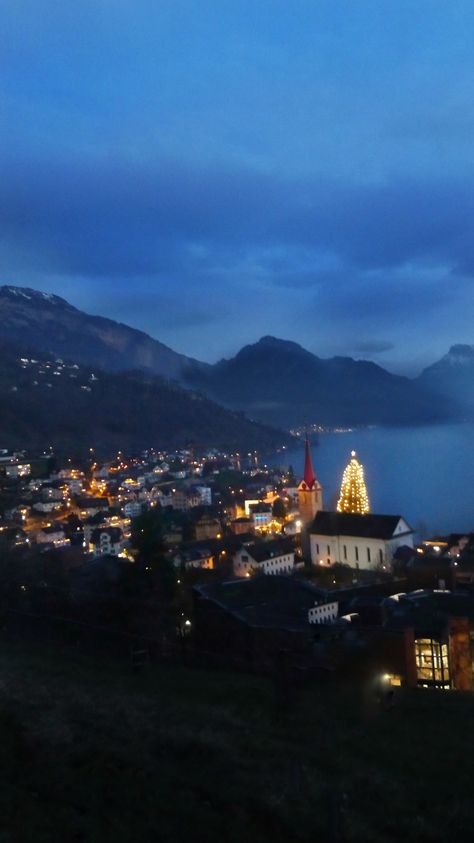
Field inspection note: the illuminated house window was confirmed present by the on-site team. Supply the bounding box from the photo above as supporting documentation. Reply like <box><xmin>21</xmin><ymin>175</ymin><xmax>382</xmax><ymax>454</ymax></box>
<box><xmin>415</xmin><ymin>638</ymin><xmax>450</xmax><ymax>689</ymax></box>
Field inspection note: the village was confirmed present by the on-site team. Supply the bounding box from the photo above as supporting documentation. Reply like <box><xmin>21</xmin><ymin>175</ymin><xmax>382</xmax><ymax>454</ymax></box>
<box><xmin>0</xmin><ymin>438</ymin><xmax>474</xmax><ymax>692</ymax></box>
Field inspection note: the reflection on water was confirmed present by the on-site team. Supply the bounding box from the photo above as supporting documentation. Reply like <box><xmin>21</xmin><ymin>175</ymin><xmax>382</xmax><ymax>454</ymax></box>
<box><xmin>269</xmin><ymin>423</ymin><xmax>474</xmax><ymax>537</ymax></box>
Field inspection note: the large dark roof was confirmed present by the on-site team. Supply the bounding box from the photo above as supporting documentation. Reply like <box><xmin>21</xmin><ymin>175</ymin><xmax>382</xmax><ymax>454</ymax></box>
<box><xmin>245</xmin><ymin>537</ymin><xmax>295</xmax><ymax>563</ymax></box>
<box><xmin>194</xmin><ymin>575</ymin><xmax>327</xmax><ymax>630</ymax></box>
<box><xmin>76</xmin><ymin>497</ymin><xmax>109</xmax><ymax>509</ymax></box>
<box><xmin>383</xmin><ymin>590</ymin><xmax>474</xmax><ymax>637</ymax></box>
<box><xmin>310</xmin><ymin>511</ymin><xmax>413</xmax><ymax>540</ymax></box>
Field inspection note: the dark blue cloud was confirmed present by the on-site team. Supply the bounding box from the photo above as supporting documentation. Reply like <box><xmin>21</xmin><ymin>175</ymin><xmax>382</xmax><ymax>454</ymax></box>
<box><xmin>2</xmin><ymin>1</ymin><xmax>474</xmax><ymax>370</ymax></box>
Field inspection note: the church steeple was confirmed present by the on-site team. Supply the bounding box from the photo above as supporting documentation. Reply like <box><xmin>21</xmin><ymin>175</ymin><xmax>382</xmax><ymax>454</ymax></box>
<box><xmin>303</xmin><ymin>434</ymin><xmax>316</xmax><ymax>490</ymax></box>
<box><xmin>298</xmin><ymin>434</ymin><xmax>323</xmax><ymax>524</ymax></box>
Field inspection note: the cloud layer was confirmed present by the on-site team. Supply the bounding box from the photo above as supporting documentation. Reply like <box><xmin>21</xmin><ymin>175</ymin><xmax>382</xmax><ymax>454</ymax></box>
<box><xmin>2</xmin><ymin>1</ymin><xmax>474</xmax><ymax>370</ymax></box>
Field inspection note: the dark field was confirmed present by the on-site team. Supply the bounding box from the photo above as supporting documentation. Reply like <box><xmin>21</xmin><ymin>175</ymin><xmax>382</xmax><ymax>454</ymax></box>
<box><xmin>0</xmin><ymin>643</ymin><xmax>472</xmax><ymax>842</ymax></box>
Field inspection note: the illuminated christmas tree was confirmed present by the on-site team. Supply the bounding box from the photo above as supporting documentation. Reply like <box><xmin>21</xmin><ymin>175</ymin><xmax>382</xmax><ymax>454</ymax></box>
<box><xmin>337</xmin><ymin>451</ymin><xmax>370</xmax><ymax>514</ymax></box>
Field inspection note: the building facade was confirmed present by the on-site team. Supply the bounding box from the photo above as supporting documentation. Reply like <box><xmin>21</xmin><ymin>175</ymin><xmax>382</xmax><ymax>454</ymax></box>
<box><xmin>309</xmin><ymin>512</ymin><xmax>414</xmax><ymax>569</ymax></box>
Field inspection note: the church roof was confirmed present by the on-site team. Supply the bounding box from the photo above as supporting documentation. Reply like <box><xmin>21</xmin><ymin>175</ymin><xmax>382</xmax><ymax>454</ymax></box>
<box><xmin>310</xmin><ymin>511</ymin><xmax>413</xmax><ymax>540</ymax></box>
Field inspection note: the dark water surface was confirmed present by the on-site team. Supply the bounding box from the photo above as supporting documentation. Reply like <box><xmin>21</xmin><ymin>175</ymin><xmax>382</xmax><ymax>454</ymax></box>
<box><xmin>269</xmin><ymin>423</ymin><xmax>474</xmax><ymax>537</ymax></box>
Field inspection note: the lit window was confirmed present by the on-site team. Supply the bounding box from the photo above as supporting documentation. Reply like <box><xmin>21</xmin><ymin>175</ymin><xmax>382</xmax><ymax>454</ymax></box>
<box><xmin>415</xmin><ymin>639</ymin><xmax>450</xmax><ymax>688</ymax></box>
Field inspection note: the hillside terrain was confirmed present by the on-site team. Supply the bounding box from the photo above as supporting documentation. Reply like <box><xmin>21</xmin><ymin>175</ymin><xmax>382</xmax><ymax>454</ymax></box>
<box><xmin>0</xmin><ymin>341</ymin><xmax>288</xmax><ymax>454</ymax></box>
<box><xmin>0</xmin><ymin>641</ymin><xmax>473</xmax><ymax>842</ymax></box>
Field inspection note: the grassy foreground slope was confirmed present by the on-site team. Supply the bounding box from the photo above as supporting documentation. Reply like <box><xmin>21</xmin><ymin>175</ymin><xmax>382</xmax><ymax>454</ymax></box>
<box><xmin>0</xmin><ymin>644</ymin><xmax>473</xmax><ymax>842</ymax></box>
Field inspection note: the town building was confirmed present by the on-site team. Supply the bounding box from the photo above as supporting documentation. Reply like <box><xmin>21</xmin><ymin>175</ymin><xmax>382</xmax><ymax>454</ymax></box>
<box><xmin>233</xmin><ymin>537</ymin><xmax>296</xmax><ymax>577</ymax></box>
<box><xmin>229</xmin><ymin>516</ymin><xmax>254</xmax><ymax>535</ymax></box>
<box><xmin>194</xmin><ymin>513</ymin><xmax>221</xmax><ymax>541</ymax></box>
<box><xmin>89</xmin><ymin>527</ymin><xmax>124</xmax><ymax>558</ymax></box>
<box><xmin>36</xmin><ymin>524</ymin><xmax>70</xmax><ymax>548</ymax></box>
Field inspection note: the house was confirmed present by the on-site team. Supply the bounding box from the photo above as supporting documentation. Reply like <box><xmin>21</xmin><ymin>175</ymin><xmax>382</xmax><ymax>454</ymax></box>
<box><xmin>233</xmin><ymin>537</ymin><xmax>295</xmax><ymax>577</ymax></box>
<box><xmin>309</xmin><ymin>512</ymin><xmax>414</xmax><ymax>570</ymax></box>
<box><xmin>89</xmin><ymin>527</ymin><xmax>124</xmax><ymax>558</ymax></box>
<box><xmin>230</xmin><ymin>517</ymin><xmax>254</xmax><ymax>535</ymax></box>
<box><xmin>193</xmin><ymin>485</ymin><xmax>212</xmax><ymax>506</ymax></box>
<box><xmin>36</xmin><ymin>524</ymin><xmax>70</xmax><ymax>547</ymax></box>
<box><xmin>41</xmin><ymin>485</ymin><xmax>64</xmax><ymax>502</ymax></box>
<box><xmin>33</xmin><ymin>500</ymin><xmax>63</xmax><ymax>514</ymax></box>
<box><xmin>248</xmin><ymin>503</ymin><xmax>273</xmax><ymax>529</ymax></box>
<box><xmin>194</xmin><ymin>513</ymin><xmax>221</xmax><ymax>541</ymax></box>
<box><xmin>4</xmin><ymin>461</ymin><xmax>31</xmax><ymax>478</ymax></box>
<box><xmin>308</xmin><ymin>601</ymin><xmax>339</xmax><ymax>624</ymax></box>
<box><xmin>76</xmin><ymin>497</ymin><xmax>110</xmax><ymax>518</ymax></box>
<box><xmin>173</xmin><ymin>542</ymin><xmax>215</xmax><ymax>571</ymax></box>
<box><xmin>0</xmin><ymin>527</ymin><xmax>29</xmax><ymax>548</ymax></box>
<box><xmin>161</xmin><ymin>487</ymin><xmax>201</xmax><ymax>511</ymax></box>
<box><xmin>123</xmin><ymin>500</ymin><xmax>143</xmax><ymax>518</ymax></box>
<box><xmin>174</xmin><ymin>533</ymin><xmax>255</xmax><ymax>572</ymax></box>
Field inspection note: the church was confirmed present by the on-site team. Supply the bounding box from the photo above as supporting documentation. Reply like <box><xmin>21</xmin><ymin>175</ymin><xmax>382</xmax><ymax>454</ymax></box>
<box><xmin>297</xmin><ymin>438</ymin><xmax>414</xmax><ymax>568</ymax></box>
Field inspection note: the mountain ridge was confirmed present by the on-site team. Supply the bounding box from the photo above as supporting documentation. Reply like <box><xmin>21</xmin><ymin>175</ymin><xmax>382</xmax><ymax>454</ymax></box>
<box><xmin>0</xmin><ymin>285</ymin><xmax>206</xmax><ymax>381</ymax></box>
<box><xmin>0</xmin><ymin>285</ymin><xmax>470</xmax><ymax>429</ymax></box>
<box><xmin>185</xmin><ymin>334</ymin><xmax>454</xmax><ymax>427</ymax></box>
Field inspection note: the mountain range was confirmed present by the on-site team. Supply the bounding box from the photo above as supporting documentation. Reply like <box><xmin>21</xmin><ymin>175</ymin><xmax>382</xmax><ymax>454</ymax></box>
<box><xmin>185</xmin><ymin>335</ymin><xmax>453</xmax><ymax>428</ymax></box>
<box><xmin>0</xmin><ymin>285</ymin><xmax>472</xmax><ymax>446</ymax></box>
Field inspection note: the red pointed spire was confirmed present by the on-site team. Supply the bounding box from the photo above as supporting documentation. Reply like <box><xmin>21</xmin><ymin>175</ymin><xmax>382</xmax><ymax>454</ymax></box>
<box><xmin>303</xmin><ymin>434</ymin><xmax>316</xmax><ymax>490</ymax></box>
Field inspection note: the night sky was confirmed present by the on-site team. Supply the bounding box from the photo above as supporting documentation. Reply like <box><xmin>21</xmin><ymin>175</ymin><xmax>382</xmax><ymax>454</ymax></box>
<box><xmin>2</xmin><ymin>1</ymin><xmax>474</xmax><ymax>373</ymax></box>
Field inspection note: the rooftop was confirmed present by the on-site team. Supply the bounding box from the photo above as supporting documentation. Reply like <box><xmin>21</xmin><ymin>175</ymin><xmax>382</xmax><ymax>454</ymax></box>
<box><xmin>310</xmin><ymin>511</ymin><xmax>412</xmax><ymax>540</ymax></box>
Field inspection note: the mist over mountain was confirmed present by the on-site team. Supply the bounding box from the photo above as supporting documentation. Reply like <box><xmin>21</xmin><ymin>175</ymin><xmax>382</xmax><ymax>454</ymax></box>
<box><xmin>0</xmin><ymin>286</ymin><xmax>469</xmax><ymax>431</ymax></box>
<box><xmin>417</xmin><ymin>345</ymin><xmax>474</xmax><ymax>414</ymax></box>
<box><xmin>0</xmin><ymin>286</ymin><xmax>205</xmax><ymax>380</ymax></box>
<box><xmin>185</xmin><ymin>336</ymin><xmax>453</xmax><ymax>428</ymax></box>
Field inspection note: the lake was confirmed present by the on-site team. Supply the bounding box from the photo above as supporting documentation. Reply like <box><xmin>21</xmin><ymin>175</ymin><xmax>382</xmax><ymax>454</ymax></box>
<box><xmin>268</xmin><ymin>423</ymin><xmax>474</xmax><ymax>538</ymax></box>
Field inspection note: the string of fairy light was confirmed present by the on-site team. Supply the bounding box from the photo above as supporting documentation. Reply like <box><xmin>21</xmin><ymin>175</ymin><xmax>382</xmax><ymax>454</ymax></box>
<box><xmin>337</xmin><ymin>451</ymin><xmax>370</xmax><ymax>515</ymax></box>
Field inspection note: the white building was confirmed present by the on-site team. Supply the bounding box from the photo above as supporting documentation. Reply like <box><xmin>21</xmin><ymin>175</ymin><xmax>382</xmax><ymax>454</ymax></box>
<box><xmin>308</xmin><ymin>601</ymin><xmax>339</xmax><ymax>624</ymax></box>
<box><xmin>233</xmin><ymin>538</ymin><xmax>295</xmax><ymax>577</ymax></box>
<box><xmin>309</xmin><ymin>512</ymin><xmax>414</xmax><ymax>570</ymax></box>
<box><xmin>123</xmin><ymin>501</ymin><xmax>143</xmax><ymax>518</ymax></box>
<box><xmin>194</xmin><ymin>485</ymin><xmax>212</xmax><ymax>506</ymax></box>
<box><xmin>36</xmin><ymin>525</ymin><xmax>69</xmax><ymax>547</ymax></box>
<box><xmin>89</xmin><ymin>527</ymin><xmax>124</xmax><ymax>558</ymax></box>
